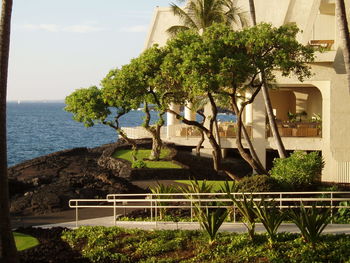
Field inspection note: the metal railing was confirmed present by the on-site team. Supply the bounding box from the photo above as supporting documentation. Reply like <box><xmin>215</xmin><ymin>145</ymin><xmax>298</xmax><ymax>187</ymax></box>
<box><xmin>69</xmin><ymin>191</ymin><xmax>350</xmax><ymax>227</ymax></box>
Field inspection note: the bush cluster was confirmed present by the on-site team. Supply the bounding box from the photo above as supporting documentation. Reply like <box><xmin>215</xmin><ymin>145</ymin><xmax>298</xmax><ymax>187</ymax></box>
<box><xmin>270</xmin><ymin>151</ymin><xmax>324</xmax><ymax>189</ymax></box>
<box><xmin>236</xmin><ymin>174</ymin><xmax>277</xmax><ymax>192</ymax></box>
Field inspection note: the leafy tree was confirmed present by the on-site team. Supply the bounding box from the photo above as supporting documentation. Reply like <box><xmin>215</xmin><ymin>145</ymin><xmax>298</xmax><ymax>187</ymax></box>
<box><xmin>65</xmin><ymin>85</ymin><xmax>139</xmax><ymax>160</ymax></box>
<box><xmin>0</xmin><ymin>0</ymin><xmax>19</xmax><ymax>262</ymax></box>
<box><xmin>161</xmin><ymin>23</ymin><xmax>314</xmax><ymax>175</ymax></box>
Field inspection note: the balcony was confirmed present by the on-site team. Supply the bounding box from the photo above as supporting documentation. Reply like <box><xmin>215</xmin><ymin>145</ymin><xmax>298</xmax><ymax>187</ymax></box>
<box><xmin>267</xmin><ymin>122</ymin><xmax>322</xmax><ymax>138</ymax></box>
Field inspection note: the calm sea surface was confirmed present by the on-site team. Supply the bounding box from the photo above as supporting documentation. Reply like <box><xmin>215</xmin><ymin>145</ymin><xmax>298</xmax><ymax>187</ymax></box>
<box><xmin>7</xmin><ymin>102</ymin><xmax>235</xmax><ymax>167</ymax></box>
<box><xmin>7</xmin><ymin>102</ymin><xmax>149</xmax><ymax>167</ymax></box>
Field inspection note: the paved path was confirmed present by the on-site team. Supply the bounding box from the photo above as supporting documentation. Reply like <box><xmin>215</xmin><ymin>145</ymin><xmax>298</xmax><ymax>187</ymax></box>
<box><xmin>38</xmin><ymin>216</ymin><xmax>350</xmax><ymax>234</ymax></box>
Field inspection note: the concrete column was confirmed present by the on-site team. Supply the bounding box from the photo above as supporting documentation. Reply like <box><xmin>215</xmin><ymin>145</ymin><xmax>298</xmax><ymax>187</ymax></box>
<box><xmin>184</xmin><ymin>102</ymin><xmax>196</xmax><ymax>121</ymax></box>
<box><xmin>167</xmin><ymin>103</ymin><xmax>181</xmax><ymax>138</ymax></box>
<box><xmin>245</xmin><ymin>91</ymin><xmax>253</xmax><ymax>125</ymax></box>
<box><xmin>251</xmin><ymin>92</ymin><xmax>267</xmax><ymax>170</ymax></box>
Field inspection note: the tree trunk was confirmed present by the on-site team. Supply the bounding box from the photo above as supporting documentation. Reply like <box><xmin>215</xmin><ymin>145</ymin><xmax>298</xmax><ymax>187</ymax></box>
<box><xmin>336</xmin><ymin>0</ymin><xmax>350</xmax><ymax>93</ymax></box>
<box><xmin>230</xmin><ymin>95</ymin><xmax>267</xmax><ymax>174</ymax></box>
<box><xmin>196</xmin><ymin>129</ymin><xmax>205</xmax><ymax>156</ymax></box>
<box><xmin>118</xmin><ymin>129</ymin><xmax>138</xmax><ymax>162</ymax></box>
<box><xmin>261</xmin><ymin>75</ymin><xmax>287</xmax><ymax>158</ymax></box>
<box><xmin>248</xmin><ymin>0</ymin><xmax>287</xmax><ymax>158</ymax></box>
<box><xmin>150</xmin><ymin>129</ymin><xmax>163</xmax><ymax>161</ymax></box>
<box><xmin>0</xmin><ymin>0</ymin><xmax>18</xmax><ymax>262</ymax></box>
<box><xmin>205</xmin><ymin>132</ymin><xmax>222</xmax><ymax>171</ymax></box>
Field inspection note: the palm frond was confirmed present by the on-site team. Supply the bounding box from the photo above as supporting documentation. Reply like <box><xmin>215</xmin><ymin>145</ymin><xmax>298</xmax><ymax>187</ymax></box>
<box><xmin>166</xmin><ymin>25</ymin><xmax>191</xmax><ymax>37</ymax></box>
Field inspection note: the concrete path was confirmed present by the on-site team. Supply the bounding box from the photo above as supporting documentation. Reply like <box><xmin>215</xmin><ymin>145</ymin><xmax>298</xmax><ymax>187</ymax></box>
<box><xmin>38</xmin><ymin>216</ymin><xmax>350</xmax><ymax>234</ymax></box>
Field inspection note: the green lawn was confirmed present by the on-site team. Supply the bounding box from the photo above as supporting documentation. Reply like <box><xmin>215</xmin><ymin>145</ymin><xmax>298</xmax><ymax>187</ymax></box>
<box><xmin>14</xmin><ymin>232</ymin><xmax>39</xmax><ymax>251</ymax></box>
<box><xmin>113</xmin><ymin>148</ymin><xmax>182</xmax><ymax>169</ymax></box>
<box><xmin>175</xmin><ymin>180</ymin><xmax>235</xmax><ymax>192</ymax></box>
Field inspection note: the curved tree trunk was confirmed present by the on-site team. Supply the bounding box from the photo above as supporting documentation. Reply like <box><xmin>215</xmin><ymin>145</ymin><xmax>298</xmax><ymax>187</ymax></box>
<box><xmin>0</xmin><ymin>0</ymin><xmax>18</xmax><ymax>262</ymax></box>
<box><xmin>231</xmin><ymin>98</ymin><xmax>267</xmax><ymax>175</ymax></box>
<box><xmin>118</xmin><ymin>129</ymin><xmax>138</xmax><ymax>162</ymax></box>
<box><xmin>143</xmin><ymin>102</ymin><xmax>164</xmax><ymax>161</ymax></box>
<box><xmin>196</xmin><ymin>129</ymin><xmax>205</xmax><ymax>156</ymax></box>
<box><xmin>261</xmin><ymin>75</ymin><xmax>287</xmax><ymax>158</ymax></box>
<box><xmin>248</xmin><ymin>0</ymin><xmax>286</xmax><ymax>158</ymax></box>
<box><xmin>336</xmin><ymin>0</ymin><xmax>350</xmax><ymax>93</ymax></box>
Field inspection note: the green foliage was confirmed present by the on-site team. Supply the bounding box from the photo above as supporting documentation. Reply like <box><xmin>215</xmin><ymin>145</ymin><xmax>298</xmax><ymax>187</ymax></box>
<box><xmin>195</xmin><ymin>207</ymin><xmax>228</xmax><ymax>244</ymax></box>
<box><xmin>236</xmin><ymin>175</ymin><xmax>277</xmax><ymax>192</ymax></box>
<box><xmin>335</xmin><ymin>201</ymin><xmax>350</xmax><ymax>223</ymax></box>
<box><xmin>113</xmin><ymin>148</ymin><xmax>182</xmax><ymax>169</ymax></box>
<box><xmin>62</xmin><ymin>226</ymin><xmax>350</xmax><ymax>262</ymax></box>
<box><xmin>65</xmin><ymin>86</ymin><xmax>110</xmax><ymax>127</ymax></box>
<box><xmin>270</xmin><ymin>151</ymin><xmax>324</xmax><ymax>189</ymax></box>
<box><xmin>150</xmin><ymin>183</ymin><xmax>179</xmax><ymax>220</ymax></box>
<box><xmin>132</xmin><ymin>160</ymin><xmax>146</xmax><ymax>169</ymax></box>
<box><xmin>253</xmin><ymin>199</ymin><xmax>284</xmax><ymax>245</ymax></box>
<box><xmin>288</xmin><ymin>204</ymin><xmax>332</xmax><ymax>246</ymax></box>
<box><xmin>225</xmin><ymin>192</ymin><xmax>257</xmax><ymax>240</ymax></box>
<box><xmin>180</xmin><ymin>178</ymin><xmax>214</xmax><ymax>194</ymax></box>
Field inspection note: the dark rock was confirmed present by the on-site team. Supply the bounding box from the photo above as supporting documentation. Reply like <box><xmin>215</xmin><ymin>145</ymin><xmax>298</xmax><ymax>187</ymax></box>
<box><xmin>9</xmin><ymin>140</ymin><xmax>147</xmax><ymax>216</ymax></box>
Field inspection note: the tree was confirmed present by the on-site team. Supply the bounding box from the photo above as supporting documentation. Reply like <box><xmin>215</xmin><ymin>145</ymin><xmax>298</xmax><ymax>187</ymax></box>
<box><xmin>167</xmin><ymin>0</ymin><xmax>247</xmax><ymax>35</ymax></box>
<box><xmin>161</xmin><ymin>23</ymin><xmax>314</xmax><ymax>175</ymax></box>
<box><xmin>247</xmin><ymin>0</ymin><xmax>287</xmax><ymax>158</ymax></box>
<box><xmin>336</xmin><ymin>0</ymin><xmax>350</xmax><ymax>93</ymax></box>
<box><xmin>0</xmin><ymin>0</ymin><xmax>19</xmax><ymax>262</ymax></box>
<box><xmin>65</xmin><ymin>85</ymin><xmax>139</xmax><ymax>160</ymax></box>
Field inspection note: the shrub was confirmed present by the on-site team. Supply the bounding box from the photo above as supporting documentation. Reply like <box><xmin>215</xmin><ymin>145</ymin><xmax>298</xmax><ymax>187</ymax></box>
<box><xmin>288</xmin><ymin>204</ymin><xmax>332</xmax><ymax>247</ymax></box>
<box><xmin>132</xmin><ymin>160</ymin><xmax>146</xmax><ymax>168</ymax></box>
<box><xmin>237</xmin><ymin>175</ymin><xmax>277</xmax><ymax>192</ymax></box>
<box><xmin>270</xmin><ymin>151</ymin><xmax>324</xmax><ymax>189</ymax></box>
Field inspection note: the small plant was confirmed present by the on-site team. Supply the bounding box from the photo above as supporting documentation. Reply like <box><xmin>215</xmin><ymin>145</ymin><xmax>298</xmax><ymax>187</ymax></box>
<box><xmin>288</xmin><ymin>203</ymin><xmax>332</xmax><ymax>247</ymax></box>
<box><xmin>270</xmin><ymin>151</ymin><xmax>324</xmax><ymax>189</ymax></box>
<box><xmin>236</xmin><ymin>175</ymin><xmax>277</xmax><ymax>192</ymax></box>
<box><xmin>253</xmin><ymin>198</ymin><xmax>284</xmax><ymax>245</ymax></box>
<box><xmin>195</xmin><ymin>207</ymin><xmax>228</xmax><ymax>245</ymax></box>
<box><xmin>132</xmin><ymin>160</ymin><xmax>146</xmax><ymax>168</ymax></box>
<box><xmin>225</xmin><ymin>191</ymin><xmax>257</xmax><ymax>240</ymax></box>
<box><xmin>150</xmin><ymin>183</ymin><xmax>179</xmax><ymax>220</ymax></box>
<box><xmin>336</xmin><ymin>201</ymin><xmax>350</xmax><ymax>223</ymax></box>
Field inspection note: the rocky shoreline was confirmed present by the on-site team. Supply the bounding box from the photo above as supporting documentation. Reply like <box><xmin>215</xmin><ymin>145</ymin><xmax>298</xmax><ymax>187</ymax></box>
<box><xmin>8</xmin><ymin>139</ymin><xmax>148</xmax><ymax>216</ymax></box>
<box><xmin>8</xmin><ymin>138</ymin><xmax>251</xmax><ymax>217</ymax></box>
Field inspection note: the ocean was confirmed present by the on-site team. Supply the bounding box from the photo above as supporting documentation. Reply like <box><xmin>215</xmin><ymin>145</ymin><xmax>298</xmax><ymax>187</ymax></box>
<box><xmin>7</xmin><ymin>102</ymin><xmax>235</xmax><ymax>167</ymax></box>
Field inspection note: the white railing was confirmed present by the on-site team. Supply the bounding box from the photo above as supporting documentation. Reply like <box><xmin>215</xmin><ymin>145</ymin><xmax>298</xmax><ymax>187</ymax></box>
<box><xmin>121</xmin><ymin>126</ymin><xmax>167</xmax><ymax>139</ymax></box>
<box><xmin>69</xmin><ymin>191</ymin><xmax>350</xmax><ymax>227</ymax></box>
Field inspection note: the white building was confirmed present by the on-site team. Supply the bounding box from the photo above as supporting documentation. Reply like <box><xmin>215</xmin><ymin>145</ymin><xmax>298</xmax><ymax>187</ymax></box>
<box><xmin>124</xmin><ymin>0</ymin><xmax>350</xmax><ymax>184</ymax></box>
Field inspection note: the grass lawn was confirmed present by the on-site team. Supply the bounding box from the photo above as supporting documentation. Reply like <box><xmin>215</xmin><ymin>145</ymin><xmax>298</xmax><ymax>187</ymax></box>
<box><xmin>14</xmin><ymin>232</ymin><xmax>39</xmax><ymax>251</ymax></box>
<box><xmin>176</xmin><ymin>180</ymin><xmax>235</xmax><ymax>192</ymax></box>
<box><xmin>113</xmin><ymin>148</ymin><xmax>182</xmax><ymax>169</ymax></box>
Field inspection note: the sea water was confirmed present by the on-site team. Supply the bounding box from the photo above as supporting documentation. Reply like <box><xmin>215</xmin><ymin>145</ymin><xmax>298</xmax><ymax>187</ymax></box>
<box><xmin>6</xmin><ymin>102</ymin><xmax>235</xmax><ymax>167</ymax></box>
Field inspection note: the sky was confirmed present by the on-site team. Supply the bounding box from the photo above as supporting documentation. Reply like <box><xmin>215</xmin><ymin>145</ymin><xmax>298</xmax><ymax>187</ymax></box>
<box><xmin>7</xmin><ymin>0</ymin><xmax>172</xmax><ymax>101</ymax></box>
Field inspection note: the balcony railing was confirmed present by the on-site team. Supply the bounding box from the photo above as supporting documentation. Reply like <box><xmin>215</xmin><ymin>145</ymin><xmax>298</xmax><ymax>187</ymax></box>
<box><xmin>268</xmin><ymin>122</ymin><xmax>322</xmax><ymax>138</ymax></box>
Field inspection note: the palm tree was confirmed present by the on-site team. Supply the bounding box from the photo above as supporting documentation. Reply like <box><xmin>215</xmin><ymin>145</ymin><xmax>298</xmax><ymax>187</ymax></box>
<box><xmin>247</xmin><ymin>0</ymin><xmax>287</xmax><ymax>158</ymax></box>
<box><xmin>167</xmin><ymin>0</ymin><xmax>248</xmax><ymax>35</ymax></box>
<box><xmin>336</xmin><ymin>0</ymin><xmax>350</xmax><ymax>93</ymax></box>
<box><xmin>0</xmin><ymin>0</ymin><xmax>18</xmax><ymax>262</ymax></box>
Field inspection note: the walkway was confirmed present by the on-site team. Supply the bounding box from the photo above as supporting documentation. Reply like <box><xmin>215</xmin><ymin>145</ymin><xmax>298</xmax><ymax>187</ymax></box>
<box><xmin>38</xmin><ymin>216</ymin><xmax>350</xmax><ymax>234</ymax></box>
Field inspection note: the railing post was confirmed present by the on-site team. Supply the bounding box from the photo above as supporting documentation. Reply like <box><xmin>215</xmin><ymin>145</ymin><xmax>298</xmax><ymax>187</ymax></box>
<box><xmin>331</xmin><ymin>192</ymin><xmax>333</xmax><ymax>224</ymax></box>
<box><xmin>233</xmin><ymin>193</ymin><xmax>236</xmax><ymax>223</ymax></box>
<box><xmin>150</xmin><ymin>195</ymin><xmax>153</xmax><ymax>222</ymax></box>
<box><xmin>190</xmin><ymin>194</ymin><xmax>193</xmax><ymax>222</ymax></box>
<box><xmin>75</xmin><ymin>201</ymin><xmax>78</xmax><ymax>228</ymax></box>
<box><xmin>280</xmin><ymin>193</ymin><xmax>282</xmax><ymax>210</ymax></box>
<box><xmin>155</xmin><ymin>198</ymin><xmax>158</xmax><ymax>228</ymax></box>
<box><xmin>114</xmin><ymin>196</ymin><xmax>116</xmax><ymax>226</ymax></box>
